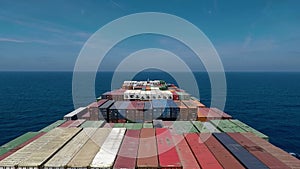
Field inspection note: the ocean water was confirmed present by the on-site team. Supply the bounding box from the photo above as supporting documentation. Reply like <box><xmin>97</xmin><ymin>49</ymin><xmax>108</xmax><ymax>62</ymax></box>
<box><xmin>0</xmin><ymin>71</ymin><xmax>299</xmax><ymax>154</ymax></box>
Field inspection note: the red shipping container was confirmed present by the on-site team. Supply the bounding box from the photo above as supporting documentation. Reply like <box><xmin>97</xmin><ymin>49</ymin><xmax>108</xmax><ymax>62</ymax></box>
<box><xmin>87</xmin><ymin>100</ymin><xmax>108</xmax><ymax>121</ymax></box>
<box><xmin>156</xmin><ymin>128</ymin><xmax>182</xmax><ymax>169</ymax></box>
<box><xmin>58</xmin><ymin>120</ymin><xmax>74</xmax><ymax>127</ymax></box>
<box><xmin>69</xmin><ymin>119</ymin><xmax>86</xmax><ymax>127</ymax></box>
<box><xmin>117</xmin><ymin>119</ymin><xmax>127</xmax><ymax>123</ymax></box>
<box><xmin>131</xmin><ymin>101</ymin><xmax>144</xmax><ymax>110</ymax></box>
<box><xmin>114</xmin><ymin>130</ymin><xmax>140</xmax><ymax>169</ymax></box>
<box><xmin>192</xmin><ymin>100</ymin><xmax>206</xmax><ymax>108</ymax></box>
<box><xmin>59</xmin><ymin>119</ymin><xmax>86</xmax><ymax>127</ymax></box>
<box><xmin>87</xmin><ymin>102</ymin><xmax>98</xmax><ymax>108</ymax></box>
<box><xmin>137</xmin><ymin>128</ymin><xmax>159</xmax><ymax>168</ymax></box>
<box><xmin>210</xmin><ymin>108</ymin><xmax>232</xmax><ymax>119</ymax></box>
<box><xmin>131</xmin><ymin>101</ymin><xmax>144</xmax><ymax>122</ymax></box>
<box><xmin>81</xmin><ymin>112</ymin><xmax>90</xmax><ymax>120</ymax></box>
<box><xmin>201</xmin><ymin>108</ymin><xmax>222</xmax><ymax>119</ymax></box>
<box><xmin>172</xmin><ymin>135</ymin><xmax>200</xmax><ymax>169</ymax></box>
<box><xmin>174</xmin><ymin>101</ymin><xmax>188</xmax><ymax>121</ymax></box>
<box><xmin>185</xmin><ymin>133</ymin><xmax>223</xmax><ymax>169</ymax></box>
<box><xmin>197</xmin><ymin>108</ymin><xmax>222</xmax><ymax>121</ymax></box>
<box><xmin>202</xmin><ymin>133</ymin><xmax>245</xmax><ymax>169</ymax></box>
<box><xmin>228</xmin><ymin>133</ymin><xmax>290</xmax><ymax>169</ymax></box>
<box><xmin>171</xmin><ymin>91</ymin><xmax>179</xmax><ymax>100</ymax></box>
<box><xmin>0</xmin><ymin>132</ymin><xmax>46</xmax><ymax>161</ymax></box>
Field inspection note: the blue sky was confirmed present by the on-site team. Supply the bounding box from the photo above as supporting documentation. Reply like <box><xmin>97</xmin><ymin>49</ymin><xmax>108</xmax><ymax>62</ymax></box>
<box><xmin>0</xmin><ymin>0</ymin><xmax>299</xmax><ymax>71</ymax></box>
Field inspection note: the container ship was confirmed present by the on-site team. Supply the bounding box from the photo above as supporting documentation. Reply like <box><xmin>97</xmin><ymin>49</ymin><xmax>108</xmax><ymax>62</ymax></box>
<box><xmin>0</xmin><ymin>80</ymin><xmax>299</xmax><ymax>169</ymax></box>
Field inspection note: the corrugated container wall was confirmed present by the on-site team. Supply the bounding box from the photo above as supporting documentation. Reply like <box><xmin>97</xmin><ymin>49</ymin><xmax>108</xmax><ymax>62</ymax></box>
<box><xmin>228</xmin><ymin>132</ymin><xmax>290</xmax><ymax>169</ymax></box>
<box><xmin>185</xmin><ymin>133</ymin><xmax>223</xmax><ymax>169</ymax></box>
<box><xmin>99</xmin><ymin>100</ymin><xmax>114</xmax><ymax>121</ymax></box>
<box><xmin>67</xmin><ymin>128</ymin><xmax>111</xmax><ymax>169</ymax></box>
<box><xmin>172</xmin><ymin>135</ymin><xmax>200</xmax><ymax>169</ymax></box>
<box><xmin>90</xmin><ymin>128</ymin><xmax>126</xmax><ymax>169</ymax></box>
<box><xmin>113</xmin><ymin>130</ymin><xmax>140</xmax><ymax>169</ymax></box>
<box><xmin>137</xmin><ymin>128</ymin><xmax>159</xmax><ymax>168</ymax></box>
<box><xmin>213</xmin><ymin>133</ymin><xmax>269</xmax><ymax>169</ymax></box>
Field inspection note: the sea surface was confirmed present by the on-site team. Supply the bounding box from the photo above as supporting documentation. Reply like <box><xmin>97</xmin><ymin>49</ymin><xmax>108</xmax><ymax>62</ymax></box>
<box><xmin>0</xmin><ymin>71</ymin><xmax>299</xmax><ymax>154</ymax></box>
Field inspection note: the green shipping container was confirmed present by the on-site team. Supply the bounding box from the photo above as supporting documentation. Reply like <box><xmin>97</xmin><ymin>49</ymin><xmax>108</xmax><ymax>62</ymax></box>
<box><xmin>133</xmin><ymin>123</ymin><xmax>143</xmax><ymax>130</ymax></box>
<box><xmin>0</xmin><ymin>132</ymin><xmax>40</xmax><ymax>151</ymax></box>
<box><xmin>143</xmin><ymin>123</ymin><xmax>153</xmax><ymax>128</ymax></box>
<box><xmin>124</xmin><ymin>123</ymin><xmax>134</xmax><ymax>129</ymax></box>
<box><xmin>210</xmin><ymin>119</ymin><xmax>246</xmax><ymax>133</ymax></box>
<box><xmin>172</xmin><ymin>121</ymin><xmax>198</xmax><ymax>134</ymax></box>
<box><xmin>230</xmin><ymin>119</ymin><xmax>269</xmax><ymax>140</ymax></box>
<box><xmin>0</xmin><ymin>147</ymin><xmax>9</xmax><ymax>156</ymax></box>
<box><xmin>80</xmin><ymin>121</ymin><xmax>105</xmax><ymax>128</ymax></box>
<box><xmin>114</xmin><ymin>123</ymin><xmax>125</xmax><ymax>128</ymax></box>
<box><xmin>39</xmin><ymin>120</ymin><xmax>66</xmax><ymax>132</ymax></box>
<box><xmin>192</xmin><ymin>121</ymin><xmax>220</xmax><ymax>133</ymax></box>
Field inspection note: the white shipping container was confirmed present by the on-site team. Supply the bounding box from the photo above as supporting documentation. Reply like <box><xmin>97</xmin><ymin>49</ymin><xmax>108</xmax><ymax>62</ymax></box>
<box><xmin>161</xmin><ymin>90</ymin><xmax>173</xmax><ymax>100</ymax></box>
<box><xmin>64</xmin><ymin>107</ymin><xmax>87</xmax><ymax>120</ymax></box>
<box><xmin>150</xmin><ymin>90</ymin><xmax>157</xmax><ymax>100</ymax></box>
<box><xmin>124</xmin><ymin>90</ymin><xmax>136</xmax><ymax>100</ymax></box>
<box><xmin>90</xmin><ymin>128</ymin><xmax>126</xmax><ymax>168</ymax></box>
<box><xmin>0</xmin><ymin>128</ymin><xmax>81</xmax><ymax>168</ymax></box>
<box><xmin>17</xmin><ymin>128</ymin><xmax>81</xmax><ymax>168</ymax></box>
<box><xmin>149</xmin><ymin>80</ymin><xmax>160</xmax><ymax>86</ymax></box>
<box><xmin>150</xmin><ymin>87</ymin><xmax>160</xmax><ymax>90</ymax></box>
<box><xmin>145</xmin><ymin>91</ymin><xmax>151</xmax><ymax>100</ymax></box>
<box><xmin>140</xmin><ymin>91</ymin><xmax>147</xmax><ymax>100</ymax></box>
<box><xmin>67</xmin><ymin>128</ymin><xmax>111</xmax><ymax>169</ymax></box>
<box><xmin>133</xmin><ymin>90</ymin><xmax>141</xmax><ymax>99</ymax></box>
<box><xmin>156</xmin><ymin>90</ymin><xmax>163</xmax><ymax>99</ymax></box>
<box><xmin>44</xmin><ymin>128</ymin><xmax>97</xmax><ymax>168</ymax></box>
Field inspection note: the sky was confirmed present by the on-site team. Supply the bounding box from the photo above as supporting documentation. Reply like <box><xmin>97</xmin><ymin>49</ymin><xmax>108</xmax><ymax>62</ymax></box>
<box><xmin>0</xmin><ymin>0</ymin><xmax>300</xmax><ymax>72</ymax></box>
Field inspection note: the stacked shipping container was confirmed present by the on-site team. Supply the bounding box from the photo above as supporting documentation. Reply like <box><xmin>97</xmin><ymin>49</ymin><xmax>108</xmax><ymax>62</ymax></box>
<box><xmin>113</xmin><ymin>130</ymin><xmax>140</xmax><ymax>169</ymax></box>
<box><xmin>0</xmin><ymin>124</ymin><xmax>298</xmax><ymax>168</ymax></box>
<box><xmin>44</xmin><ymin>128</ymin><xmax>97</xmax><ymax>169</ymax></box>
<box><xmin>156</xmin><ymin>128</ymin><xmax>182</xmax><ymax>168</ymax></box>
<box><xmin>1</xmin><ymin>80</ymin><xmax>298</xmax><ymax>169</ymax></box>
<box><xmin>137</xmin><ymin>128</ymin><xmax>159</xmax><ymax>168</ymax></box>
<box><xmin>67</xmin><ymin>128</ymin><xmax>111</xmax><ymax>169</ymax></box>
<box><xmin>90</xmin><ymin>128</ymin><xmax>126</xmax><ymax>168</ymax></box>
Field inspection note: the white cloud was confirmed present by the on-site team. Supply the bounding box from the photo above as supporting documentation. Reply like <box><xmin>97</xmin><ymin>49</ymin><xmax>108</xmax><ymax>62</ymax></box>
<box><xmin>0</xmin><ymin>38</ymin><xmax>25</xmax><ymax>43</ymax></box>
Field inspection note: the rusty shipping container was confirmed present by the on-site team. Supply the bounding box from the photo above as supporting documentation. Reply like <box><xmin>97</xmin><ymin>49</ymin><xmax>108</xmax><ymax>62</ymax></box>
<box><xmin>137</xmin><ymin>128</ymin><xmax>159</xmax><ymax>169</ymax></box>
